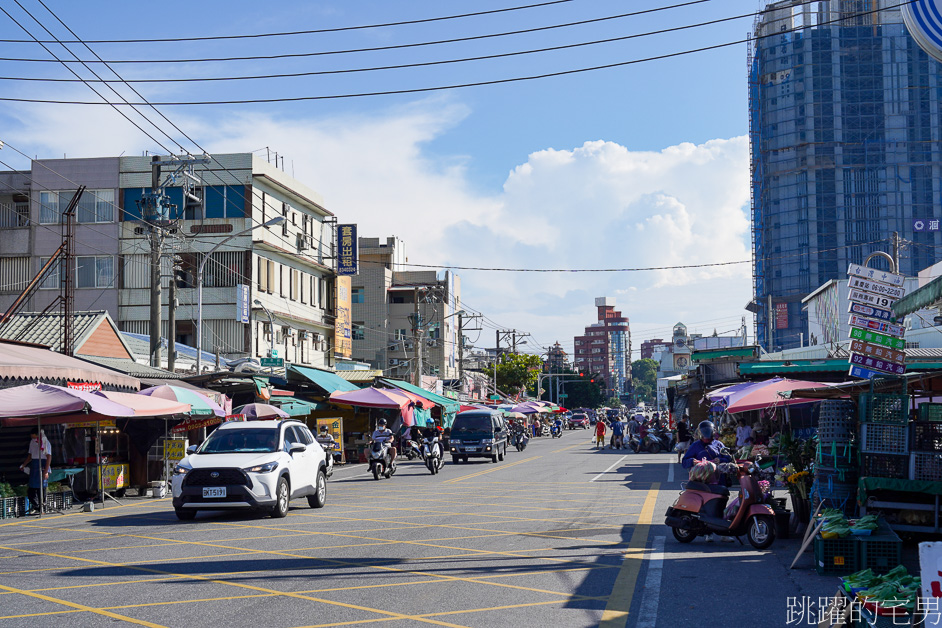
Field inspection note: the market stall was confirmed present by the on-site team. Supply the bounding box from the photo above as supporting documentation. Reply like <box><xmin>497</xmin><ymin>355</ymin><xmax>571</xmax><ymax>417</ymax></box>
<box><xmin>329</xmin><ymin>386</ymin><xmax>422</xmax><ymax>462</ymax></box>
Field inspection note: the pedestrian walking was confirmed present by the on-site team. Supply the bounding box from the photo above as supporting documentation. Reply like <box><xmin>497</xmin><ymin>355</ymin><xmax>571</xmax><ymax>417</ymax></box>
<box><xmin>594</xmin><ymin>420</ymin><xmax>606</xmax><ymax>449</ymax></box>
<box><xmin>18</xmin><ymin>429</ymin><xmax>51</xmax><ymax>515</ymax></box>
<box><xmin>675</xmin><ymin>420</ymin><xmax>690</xmax><ymax>463</ymax></box>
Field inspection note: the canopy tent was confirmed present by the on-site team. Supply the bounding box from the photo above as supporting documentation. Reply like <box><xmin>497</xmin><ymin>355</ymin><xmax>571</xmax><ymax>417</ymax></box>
<box><xmin>329</xmin><ymin>386</ymin><xmax>417</xmax><ymax>425</ymax></box>
<box><xmin>724</xmin><ymin>378</ymin><xmax>832</xmax><ymax>414</ymax></box>
<box><xmin>460</xmin><ymin>404</ymin><xmax>487</xmax><ymax>413</ymax></box>
<box><xmin>95</xmin><ymin>390</ymin><xmax>190</xmax><ymax>416</ymax></box>
<box><xmin>376</xmin><ymin>378</ymin><xmax>460</xmax><ymax>427</ymax></box>
<box><xmin>0</xmin><ymin>383</ymin><xmax>135</xmax><ymax>426</ymax></box>
<box><xmin>138</xmin><ymin>385</ymin><xmax>225</xmax><ymax>417</ymax></box>
<box><xmin>232</xmin><ymin>403</ymin><xmax>289</xmax><ymax>419</ymax></box>
<box><xmin>288</xmin><ymin>365</ymin><xmax>360</xmax><ymax>395</ymax></box>
<box><xmin>511</xmin><ymin>403</ymin><xmax>540</xmax><ymax>415</ymax></box>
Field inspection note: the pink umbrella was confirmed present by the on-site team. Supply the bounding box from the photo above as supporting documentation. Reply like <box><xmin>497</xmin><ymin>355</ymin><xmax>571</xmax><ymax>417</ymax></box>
<box><xmin>233</xmin><ymin>403</ymin><xmax>289</xmax><ymax>419</ymax></box>
<box><xmin>724</xmin><ymin>378</ymin><xmax>830</xmax><ymax>414</ymax></box>
<box><xmin>96</xmin><ymin>390</ymin><xmax>191</xmax><ymax>416</ymax></box>
<box><xmin>329</xmin><ymin>387</ymin><xmax>412</xmax><ymax>409</ymax></box>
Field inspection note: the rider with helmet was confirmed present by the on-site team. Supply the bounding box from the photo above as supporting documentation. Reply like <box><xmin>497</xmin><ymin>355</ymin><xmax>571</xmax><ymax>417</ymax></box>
<box><xmin>372</xmin><ymin>418</ymin><xmax>397</xmax><ymax>462</ymax></box>
<box><xmin>681</xmin><ymin>420</ymin><xmax>732</xmax><ymax>470</ymax></box>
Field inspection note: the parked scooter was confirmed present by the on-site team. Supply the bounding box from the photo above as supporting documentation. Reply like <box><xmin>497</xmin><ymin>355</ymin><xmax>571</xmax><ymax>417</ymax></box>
<box><xmin>626</xmin><ymin>433</ymin><xmax>641</xmax><ymax>452</ymax></box>
<box><xmin>541</xmin><ymin>425</ymin><xmax>550</xmax><ymax>437</ymax></box>
<box><xmin>664</xmin><ymin>459</ymin><xmax>776</xmax><ymax>549</ymax></box>
<box><xmin>423</xmin><ymin>432</ymin><xmax>444</xmax><ymax>475</ymax></box>
<box><xmin>368</xmin><ymin>438</ymin><xmax>397</xmax><ymax>480</ymax></box>
<box><xmin>643</xmin><ymin>426</ymin><xmax>675</xmax><ymax>454</ymax></box>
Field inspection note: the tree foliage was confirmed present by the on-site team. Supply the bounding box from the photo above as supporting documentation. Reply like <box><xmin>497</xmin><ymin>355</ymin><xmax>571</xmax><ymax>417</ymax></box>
<box><xmin>537</xmin><ymin>368</ymin><xmax>605</xmax><ymax>408</ymax></box>
<box><xmin>631</xmin><ymin>358</ymin><xmax>659</xmax><ymax>404</ymax></box>
<box><xmin>484</xmin><ymin>353</ymin><xmax>544</xmax><ymax>395</ymax></box>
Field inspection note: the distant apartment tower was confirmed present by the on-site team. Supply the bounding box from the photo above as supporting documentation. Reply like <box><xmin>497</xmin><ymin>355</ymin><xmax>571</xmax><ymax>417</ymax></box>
<box><xmin>573</xmin><ymin>297</ymin><xmax>631</xmax><ymax>401</ymax></box>
<box><xmin>750</xmin><ymin>0</ymin><xmax>942</xmax><ymax>350</ymax></box>
<box><xmin>350</xmin><ymin>236</ymin><xmax>461</xmax><ymax>382</ymax></box>
<box><xmin>641</xmin><ymin>338</ymin><xmax>672</xmax><ymax>360</ymax></box>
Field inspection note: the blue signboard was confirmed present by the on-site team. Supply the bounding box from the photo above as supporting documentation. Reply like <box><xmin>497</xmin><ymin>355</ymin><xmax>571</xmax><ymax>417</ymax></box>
<box><xmin>912</xmin><ymin>218</ymin><xmax>941</xmax><ymax>232</ymax></box>
<box><xmin>849</xmin><ymin>365</ymin><xmax>882</xmax><ymax>380</ymax></box>
<box><xmin>236</xmin><ymin>284</ymin><xmax>250</xmax><ymax>324</ymax></box>
<box><xmin>337</xmin><ymin>224</ymin><xmax>358</xmax><ymax>276</ymax></box>
<box><xmin>848</xmin><ymin>302</ymin><xmax>896</xmax><ymax>323</ymax></box>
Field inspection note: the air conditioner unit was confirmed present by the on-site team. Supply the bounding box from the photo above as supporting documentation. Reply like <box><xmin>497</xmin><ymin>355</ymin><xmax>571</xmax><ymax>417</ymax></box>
<box><xmin>296</xmin><ymin>232</ymin><xmax>309</xmax><ymax>250</ymax></box>
<box><xmin>389</xmin><ymin>359</ymin><xmax>399</xmax><ymax>366</ymax></box>
<box><xmin>404</xmin><ymin>341</ymin><xmax>414</xmax><ymax>350</ymax></box>
<box><xmin>312</xmin><ymin>332</ymin><xmax>322</xmax><ymax>342</ymax></box>
<box><xmin>388</xmin><ymin>343</ymin><xmax>399</xmax><ymax>351</ymax></box>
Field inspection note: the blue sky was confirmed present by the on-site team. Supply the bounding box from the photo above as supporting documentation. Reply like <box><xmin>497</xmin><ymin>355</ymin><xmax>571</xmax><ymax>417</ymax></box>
<box><xmin>0</xmin><ymin>0</ymin><xmax>761</xmax><ymax>356</ymax></box>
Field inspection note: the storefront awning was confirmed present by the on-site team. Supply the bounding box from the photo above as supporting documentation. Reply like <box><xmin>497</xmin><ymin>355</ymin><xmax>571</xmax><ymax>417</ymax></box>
<box><xmin>376</xmin><ymin>378</ymin><xmax>460</xmax><ymax>416</ymax></box>
<box><xmin>739</xmin><ymin>360</ymin><xmax>849</xmax><ymax>375</ymax></box>
<box><xmin>288</xmin><ymin>365</ymin><xmax>359</xmax><ymax>394</ymax></box>
<box><xmin>893</xmin><ymin>275</ymin><xmax>942</xmax><ymax>317</ymax></box>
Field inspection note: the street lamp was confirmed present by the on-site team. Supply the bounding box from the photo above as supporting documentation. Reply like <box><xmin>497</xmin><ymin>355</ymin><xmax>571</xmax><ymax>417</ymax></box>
<box><xmin>196</xmin><ymin>216</ymin><xmax>285</xmax><ymax>373</ymax></box>
<box><xmin>253</xmin><ymin>299</ymin><xmax>276</xmax><ymax>373</ymax></box>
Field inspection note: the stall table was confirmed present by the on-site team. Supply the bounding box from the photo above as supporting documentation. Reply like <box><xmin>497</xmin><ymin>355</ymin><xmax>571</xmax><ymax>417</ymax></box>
<box><xmin>858</xmin><ymin>477</ymin><xmax>942</xmax><ymax>534</ymax></box>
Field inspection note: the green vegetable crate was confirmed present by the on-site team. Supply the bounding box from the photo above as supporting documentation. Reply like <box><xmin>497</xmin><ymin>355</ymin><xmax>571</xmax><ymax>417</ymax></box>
<box><xmin>859</xmin><ymin>394</ymin><xmax>909</xmax><ymax>425</ymax></box>
<box><xmin>917</xmin><ymin>402</ymin><xmax>942</xmax><ymax>422</ymax></box>
<box><xmin>857</xmin><ymin>521</ymin><xmax>902</xmax><ymax>574</ymax></box>
<box><xmin>814</xmin><ymin>535</ymin><xmax>859</xmax><ymax>575</ymax></box>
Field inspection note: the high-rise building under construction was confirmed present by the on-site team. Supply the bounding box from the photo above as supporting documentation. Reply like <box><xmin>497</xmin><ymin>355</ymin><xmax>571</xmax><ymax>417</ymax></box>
<box><xmin>750</xmin><ymin>0</ymin><xmax>942</xmax><ymax>350</ymax></box>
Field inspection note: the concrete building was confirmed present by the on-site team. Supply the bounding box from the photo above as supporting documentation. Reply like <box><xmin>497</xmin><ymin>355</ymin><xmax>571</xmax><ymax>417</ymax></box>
<box><xmin>640</xmin><ymin>338</ymin><xmax>672</xmax><ymax>360</ymax></box>
<box><xmin>0</xmin><ymin>153</ymin><xmax>340</xmax><ymax>371</ymax></box>
<box><xmin>572</xmin><ymin>297</ymin><xmax>632</xmax><ymax>402</ymax></box>
<box><xmin>750</xmin><ymin>0</ymin><xmax>942</xmax><ymax>351</ymax></box>
<box><xmin>349</xmin><ymin>236</ymin><xmax>461</xmax><ymax>382</ymax></box>
<box><xmin>545</xmin><ymin>341</ymin><xmax>569</xmax><ymax>371</ymax></box>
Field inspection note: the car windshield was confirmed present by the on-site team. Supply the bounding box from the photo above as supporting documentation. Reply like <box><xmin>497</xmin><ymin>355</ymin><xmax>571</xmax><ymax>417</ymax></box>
<box><xmin>452</xmin><ymin>415</ymin><xmax>492</xmax><ymax>433</ymax></box>
<box><xmin>199</xmin><ymin>428</ymin><xmax>279</xmax><ymax>454</ymax></box>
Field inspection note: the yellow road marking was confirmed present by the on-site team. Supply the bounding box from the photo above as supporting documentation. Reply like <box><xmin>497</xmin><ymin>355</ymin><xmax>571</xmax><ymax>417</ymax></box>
<box><xmin>0</xmin><ymin>582</ymin><xmax>166</xmax><ymax>627</ymax></box>
<box><xmin>600</xmin><ymin>482</ymin><xmax>660</xmax><ymax>628</ymax></box>
<box><xmin>443</xmin><ymin>455</ymin><xmax>539</xmax><ymax>484</ymax></box>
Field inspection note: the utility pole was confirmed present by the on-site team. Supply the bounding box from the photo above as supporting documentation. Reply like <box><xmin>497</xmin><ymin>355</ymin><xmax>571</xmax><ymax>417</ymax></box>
<box><xmin>412</xmin><ymin>287</ymin><xmax>423</xmax><ymax>386</ymax></box>
<box><xmin>767</xmin><ymin>293</ymin><xmax>773</xmax><ymax>353</ymax></box>
<box><xmin>457</xmin><ymin>313</ymin><xmax>482</xmax><ymax>397</ymax></box>
<box><xmin>167</xmin><ymin>253</ymin><xmax>178</xmax><ymax>372</ymax></box>
<box><xmin>892</xmin><ymin>231</ymin><xmax>900</xmax><ymax>274</ymax></box>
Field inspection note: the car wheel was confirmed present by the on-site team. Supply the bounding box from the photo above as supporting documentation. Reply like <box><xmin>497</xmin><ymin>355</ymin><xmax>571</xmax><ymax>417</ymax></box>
<box><xmin>271</xmin><ymin>477</ymin><xmax>289</xmax><ymax>518</ymax></box>
<box><xmin>498</xmin><ymin>446</ymin><xmax>505</xmax><ymax>461</ymax></box>
<box><xmin>491</xmin><ymin>454</ymin><xmax>498</xmax><ymax>463</ymax></box>
<box><xmin>452</xmin><ymin>456</ymin><xmax>460</xmax><ymax>464</ymax></box>
<box><xmin>306</xmin><ymin>470</ymin><xmax>327</xmax><ymax>509</ymax></box>
<box><xmin>175</xmin><ymin>508</ymin><xmax>196</xmax><ymax>521</ymax></box>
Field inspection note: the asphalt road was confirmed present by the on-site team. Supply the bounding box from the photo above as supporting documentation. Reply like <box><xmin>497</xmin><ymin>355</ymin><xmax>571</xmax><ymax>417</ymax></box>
<box><xmin>0</xmin><ymin>431</ymin><xmax>839</xmax><ymax>628</ymax></box>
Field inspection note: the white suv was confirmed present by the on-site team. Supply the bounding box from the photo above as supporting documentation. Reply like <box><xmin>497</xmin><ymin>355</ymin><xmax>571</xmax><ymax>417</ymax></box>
<box><xmin>171</xmin><ymin>419</ymin><xmax>327</xmax><ymax>520</ymax></box>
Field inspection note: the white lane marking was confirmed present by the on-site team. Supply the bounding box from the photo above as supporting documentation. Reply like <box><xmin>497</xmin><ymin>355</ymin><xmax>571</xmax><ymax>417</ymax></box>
<box><xmin>667</xmin><ymin>462</ymin><xmax>674</xmax><ymax>483</ymax></box>
<box><xmin>635</xmin><ymin>535</ymin><xmax>666</xmax><ymax>628</ymax></box>
<box><xmin>590</xmin><ymin>454</ymin><xmax>629</xmax><ymax>482</ymax></box>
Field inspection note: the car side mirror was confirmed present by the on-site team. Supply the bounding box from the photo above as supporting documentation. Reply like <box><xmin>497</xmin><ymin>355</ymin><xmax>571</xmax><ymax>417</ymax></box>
<box><xmin>185</xmin><ymin>445</ymin><xmax>197</xmax><ymax>455</ymax></box>
<box><xmin>290</xmin><ymin>443</ymin><xmax>306</xmax><ymax>453</ymax></box>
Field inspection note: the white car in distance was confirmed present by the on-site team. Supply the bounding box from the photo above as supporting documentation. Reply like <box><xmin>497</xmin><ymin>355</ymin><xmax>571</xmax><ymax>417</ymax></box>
<box><xmin>171</xmin><ymin>419</ymin><xmax>327</xmax><ymax>520</ymax></box>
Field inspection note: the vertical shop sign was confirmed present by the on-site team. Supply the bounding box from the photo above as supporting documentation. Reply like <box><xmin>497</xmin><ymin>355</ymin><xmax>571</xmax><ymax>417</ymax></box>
<box><xmin>334</xmin><ymin>276</ymin><xmax>352</xmax><ymax>359</ymax></box>
<box><xmin>775</xmin><ymin>303</ymin><xmax>789</xmax><ymax>330</ymax></box>
<box><xmin>337</xmin><ymin>224</ymin><xmax>358</xmax><ymax>276</ymax></box>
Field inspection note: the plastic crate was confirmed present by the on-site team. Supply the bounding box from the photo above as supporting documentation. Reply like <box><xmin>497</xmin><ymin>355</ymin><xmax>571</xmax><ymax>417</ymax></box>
<box><xmin>817</xmin><ymin>445</ymin><xmax>858</xmax><ymax>470</ymax></box>
<box><xmin>857</xmin><ymin>526</ymin><xmax>902</xmax><ymax>574</ymax></box>
<box><xmin>910</xmin><ymin>452</ymin><xmax>942</xmax><ymax>482</ymax></box>
<box><xmin>917</xmin><ymin>402</ymin><xmax>942</xmax><ymax>422</ymax></box>
<box><xmin>861</xmin><ymin>423</ymin><xmax>909</xmax><ymax>455</ymax></box>
<box><xmin>859</xmin><ymin>394</ymin><xmax>909</xmax><ymax>425</ymax></box>
<box><xmin>817</xmin><ymin>400</ymin><xmax>856</xmax><ymax>442</ymax></box>
<box><xmin>814</xmin><ymin>534</ymin><xmax>859</xmax><ymax>575</ymax></box>
<box><xmin>861</xmin><ymin>453</ymin><xmax>909</xmax><ymax>479</ymax></box>
<box><xmin>910</xmin><ymin>422</ymin><xmax>942</xmax><ymax>452</ymax></box>
<box><xmin>815</xmin><ymin>466</ymin><xmax>859</xmax><ymax>486</ymax></box>
<box><xmin>0</xmin><ymin>497</ymin><xmax>14</xmax><ymax>519</ymax></box>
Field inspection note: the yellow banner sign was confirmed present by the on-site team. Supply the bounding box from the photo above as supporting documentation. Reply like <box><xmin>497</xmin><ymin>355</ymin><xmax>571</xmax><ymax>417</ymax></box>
<box><xmin>101</xmin><ymin>464</ymin><xmax>129</xmax><ymax>491</ymax></box>
<box><xmin>164</xmin><ymin>439</ymin><xmax>187</xmax><ymax>462</ymax></box>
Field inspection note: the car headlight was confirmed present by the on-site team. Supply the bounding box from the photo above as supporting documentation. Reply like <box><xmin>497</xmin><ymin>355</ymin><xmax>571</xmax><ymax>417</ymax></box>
<box><xmin>173</xmin><ymin>462</ymin><xmax>192</xmax><ymax>475</ymax></box>
<box><xmin>245</xmin><ymin>461</ymin><xmax>279</xmax><ymax>474</ymax></box>
<box><xmin>450</xmin><ymin>440</ymin><xmax>461</xmax><ymax>445</ymax></box>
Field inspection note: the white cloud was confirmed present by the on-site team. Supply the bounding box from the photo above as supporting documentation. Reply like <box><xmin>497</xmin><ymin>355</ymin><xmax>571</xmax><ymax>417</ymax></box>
<box><xmin>4</xmin><ymin>98</ymin><xmax>753</xmax><ymax>353</ymax></box>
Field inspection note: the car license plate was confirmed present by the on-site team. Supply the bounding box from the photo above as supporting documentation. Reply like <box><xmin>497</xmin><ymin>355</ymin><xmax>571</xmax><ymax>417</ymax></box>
<box><xmin>465</xmin><ymin>446</ymin><xmax>477</xmax><ymax>451</ymax></box>
<box><xmin>202</xmin><ymin>487</ymin><xmax>226</xmax><ymax>498</ymax></box>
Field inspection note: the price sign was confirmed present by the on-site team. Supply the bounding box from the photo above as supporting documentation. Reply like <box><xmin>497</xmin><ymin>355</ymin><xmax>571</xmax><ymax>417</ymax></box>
<box><xmin>848</xmin><ymin>327</ymin><xmax>906</xmax><ymax>350</ymax></box>
<box><xmin>848</xmin><ymin>276</ymin><xmax>906</xmax><ymax>300</ymax></box>
<box><xmin>164</xmin><ymin>439</ymin><xmax>186</xmax><ymax>462</ymax></box>
<box><xmin>848</xmin><ymin>288</ymin><xmax>896</xmax><ymax>309</ymax></box>
<box><xmin>847</xmin><ymin>263</ymin><xmax>906</xmax><ymax>287</ymax></box>
<box><xmin>850</xmin><ymin>352</ymin><xmax>905</xmax><ymax>375</ymax></box>
<box><xmin>848</xmin><ymin>302</ymin><xmax>897</xmax><ymax>322</ymax></box>
<box><xmin>847</xmin><ymin>314</ymin><xmax>905</xmax><ymax>337</ymax></box>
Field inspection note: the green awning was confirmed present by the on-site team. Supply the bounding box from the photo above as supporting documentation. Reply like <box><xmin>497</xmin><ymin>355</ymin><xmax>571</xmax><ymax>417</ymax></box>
<box><xmin>693</xmin><ymin>347</ymin><xmax>756</xmax><ymax>362</ymax></box>
<box><xmin>276</xmin><ymin>398</ymin><xmax>327</xmax><ymax>416</ymax></box>
<box><xmin>739</xmin><ymin>360</ymin><xmax>849</xmax><ymax>374</ymax></box>
<box><xmin>893</xmin><ymin>275</ymin><xmax>942</xmax><ymax>317</ymax></box>
<box><xmin>287</xmin><ymin>365</ymin><xmax>360</xmax><ymax>394</ymax></box>
<box><xmin>377</xmin><ymin>378</ymin><xmax>460</xmax><ymax>419</ymax></box>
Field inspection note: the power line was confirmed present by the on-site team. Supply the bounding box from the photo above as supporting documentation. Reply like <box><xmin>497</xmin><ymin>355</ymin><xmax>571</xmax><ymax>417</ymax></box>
<box><xmin>0</xmin><ymin>0</ymin><xmax>909</xmax><ymax>105</ymax></box>
<box><xmin>0</xmin><ymin>0</ymin><xmax>709</xmax><ymax>64</ymax></box>
<box><xmin>0</xmin><ymin>0</ymin><xmax>584</xmax><ymax>44</ymax></box>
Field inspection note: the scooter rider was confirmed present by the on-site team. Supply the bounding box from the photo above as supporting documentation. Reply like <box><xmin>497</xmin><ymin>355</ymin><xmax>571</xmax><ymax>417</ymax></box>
<box><xmin>317</xmin><ymin>425</ymin><xmax>337</xmax><ymax>451</ymax></box>
<box><xmin>681</xmin><ymin>421</ymin><xmax>730</xmax><ymax>470</ymax></box>
<box><xmin>372</xmin><ymin>418</ymin><xmax>397</xmax><ymax>463</ymax></box>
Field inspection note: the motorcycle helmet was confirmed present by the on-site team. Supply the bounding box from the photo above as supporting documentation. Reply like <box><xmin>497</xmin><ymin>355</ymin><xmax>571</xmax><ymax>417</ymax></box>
<box><xmin>378</xmin><ymin>418</ymin><xmax>387</xmax><ymax>428</ymax></box>
<box><xmin>697</xmin><ymin>420</ymin><xmax>715</xmax><ymax>440</ymax></box>
<box><xmin>319</xmin><ymin>425</ymin><xmax>329</xmax><ymax>433</ymax></box>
